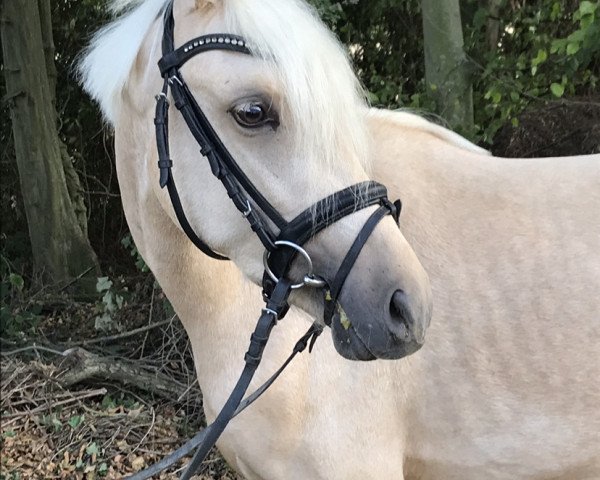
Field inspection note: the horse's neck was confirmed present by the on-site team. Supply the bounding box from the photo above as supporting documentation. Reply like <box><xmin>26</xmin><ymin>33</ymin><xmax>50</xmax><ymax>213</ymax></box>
<box><xmin>371</xmin><ymin>113</ymin><xmax>600</xmax><ymax>330</ymax></box>
<box><xmin>114</xmin><ymin>112</ymin><xmax>256</xmax><ymax>383</ymax></box>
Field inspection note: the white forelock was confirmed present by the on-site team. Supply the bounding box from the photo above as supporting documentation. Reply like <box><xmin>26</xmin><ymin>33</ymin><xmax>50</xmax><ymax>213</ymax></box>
<box><xmin>79</xmin><ymin>0</ymin><xmax>369</xmax><ymax>168</ymax></box>
<box><xmin>79</xmin><ymin>0</ymin><xmax>166</xmax><ymax>122</ymax></box>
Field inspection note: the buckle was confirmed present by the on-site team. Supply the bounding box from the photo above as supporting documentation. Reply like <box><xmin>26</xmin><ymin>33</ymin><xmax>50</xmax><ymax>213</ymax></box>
<box><xmin>168</xmin><ymin>75</ymin><xmax>183</xmax><ymax>86</ymax></box>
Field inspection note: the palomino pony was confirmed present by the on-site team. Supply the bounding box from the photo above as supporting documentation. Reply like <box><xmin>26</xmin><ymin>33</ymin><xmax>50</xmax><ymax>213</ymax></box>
<box><xmin>81</xmin><ymin>0</ymin><xmax>600</xmax><ymax>478</ymax></box>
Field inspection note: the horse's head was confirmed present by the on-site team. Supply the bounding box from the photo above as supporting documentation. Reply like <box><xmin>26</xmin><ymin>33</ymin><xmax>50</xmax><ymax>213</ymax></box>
<box><xmin>85</xmin><ymin>0</ymin><xmax>432</xmax><ymax>360</ymax></box>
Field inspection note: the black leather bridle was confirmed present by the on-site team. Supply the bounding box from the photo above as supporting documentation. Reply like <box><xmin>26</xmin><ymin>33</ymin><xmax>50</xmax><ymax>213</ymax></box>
<box><xmin>128</xmin><ymin>2</ymin><xmax>402</xmax><ymax>479</ymax></box>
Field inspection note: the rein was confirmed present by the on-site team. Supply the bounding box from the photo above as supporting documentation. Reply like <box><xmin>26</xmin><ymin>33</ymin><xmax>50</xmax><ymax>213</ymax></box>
<box><xmin>129</xmin><ymin>2</ymin><xmax>402</xmax><ymax>478</ymax></box>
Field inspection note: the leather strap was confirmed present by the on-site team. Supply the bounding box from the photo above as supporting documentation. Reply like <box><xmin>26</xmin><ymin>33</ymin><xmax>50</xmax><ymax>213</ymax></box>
<box><xmin>124</xmin><ymin>322</ymin><xmax>322</xmax><ymax>480</ymax></box>
<box><xmin>155</xmin><ymin>79</ymin><xmax>228</xmax><ymax>260</ymax></box>
<box><xmin>263</xmin><ymin>181</ymin><xmax>392</xmax><ymax>298</ymax></box>
<box><xmin>158</xmin><ymin>34</ymin><xmax>250</xmax><ymax>75</ymax></box>
<box><xmin>323</xmin><ymin>202</ymin><xmax>397</xmax><ymax>325</ymax></box>
<box><xmin>178</xmin><ymin>279</ymin><xmax>292</xmax><ymax>480</ymax></box>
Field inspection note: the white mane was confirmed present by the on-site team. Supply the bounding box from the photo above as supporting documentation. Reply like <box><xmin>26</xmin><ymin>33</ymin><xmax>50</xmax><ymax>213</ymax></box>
<box><xmin>79</xmin><ymin>0</ymin><xmax>166</xmax><ymax>122</ymax></box>
<box><xmin>80</xmin><ymin>0</ymin><xmax>369</xmax><ymax>168</ymax></box>
<box><xmin>368</xmin><ymin>109</ymin><xmax>491</xmax><ymax>155</ymax></box>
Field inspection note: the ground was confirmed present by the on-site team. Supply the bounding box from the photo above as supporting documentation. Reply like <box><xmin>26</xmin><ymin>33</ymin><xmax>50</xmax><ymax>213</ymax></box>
<box><xmin>0</xmin><ymin>283</ymin><xmax>243</xmax><ymax>480</ymax></box>
<box><xmin>492</xmin><ymin>97</ymin><xmax>600</xmax><ymax>157</ymax></box>
<box><xmin>0</xmin><ymin>357</ymin><xmax>241</xmax><ymax>479</ymax></box>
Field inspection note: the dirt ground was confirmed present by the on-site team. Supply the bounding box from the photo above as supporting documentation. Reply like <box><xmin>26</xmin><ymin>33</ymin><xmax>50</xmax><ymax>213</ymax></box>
<box><xmin>492</xmin><ymin>97</ymin><xmax>600</xmax><ymax>157</ymax></box>
<box><xmin>1</xmin><ymin>291</ymin><xmax>243</xmax><ymax>480</ymax></box>
<box><xmin>0</xmin><ymin>357</ymin><xmax>243</xmax><ymax>480</ymax></box>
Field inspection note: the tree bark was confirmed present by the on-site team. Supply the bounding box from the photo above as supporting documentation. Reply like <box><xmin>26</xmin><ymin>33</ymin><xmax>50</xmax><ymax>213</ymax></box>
<box><xmin>58</xmin><ymin>348</ymin><xmax>189</xmax><ymax>401</ymax></box>
<box><xmin>421</xmin><ymin>0</ymin><xmax>474</xmax><ymax>133</ymax></box>
<box><xmin>37</xmin><ymin>0</ymin><xmax>90</xmax><ymax>237</ymax></box>
<box><xmin>1</xmin><ymin>0</ymin><xmax>99</xmax><ymax>284</ymax></box>
<box><xmin>485</xmin><ymin>0</ymin><xmax>504</xmax><ymax>51</ymax></box>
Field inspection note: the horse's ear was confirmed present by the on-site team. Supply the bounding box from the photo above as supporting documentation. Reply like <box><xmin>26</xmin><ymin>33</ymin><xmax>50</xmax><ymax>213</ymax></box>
<box><xmin>195</xmin><ymin>0</ymin><xmax>220</xmax><ymax>10</ymax></box>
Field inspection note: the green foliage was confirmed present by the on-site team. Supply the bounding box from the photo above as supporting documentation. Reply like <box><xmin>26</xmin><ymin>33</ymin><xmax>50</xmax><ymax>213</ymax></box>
<box><xmin>85</xmin><ymin>442</ymin><xmax>99</xmax><ymax>456</ymax></box>
<box><xmin>333</xmin><ymin>0</ymin><xmax>426</xmax><ymax>108</ymax></box>
<box><xmin>101</xmin><ymin>393</ymin><xmax>140</xmax><ymax>411</ymax></box>
<box><xmin>121</xmin><ymin>234</ymin><xmax>149</xmax><ymax>273</ymax></box>
<box><xmin>0</xmin><ymin>262</ymin><xmax>42</xmax><ymax>338</ymax></box>
<box><xmin>309</xmin><ymin>0</ymin><xmax>349</xmax><ymax>25</ymax></box>
<box><xmin>0</xmin><ymin>472</ymin><xmax>21</xmax><ymax>480</ymax></box>
<box><xmin>98</xmin><ymin>462</ymin><xmax>109</xmax><ymax>476</ymax></box>
<box><xmin>94</xmin><ymin>276</ymin><xmax>126</xmax><ymax>332</ymax></box>
<box><xmin>40</xmin><ymin>413</ymin><xmax>63</xmax><ymax>433</ymax></box>
<box><xmin>309</xmin><ymin>0</ymin><xmax>598</xmax><ymax>144</ymax></box>
<box><xmin>551</xmin><ymin>1</ymin><xmax>600</xmax><ymax>63</ymax></box>
<box><xmin>67</xmin><ymin>414</ymin><xmax>84</xmax><ymax>430</ymax></box>
<box><xmin>464</xmin><ymin>0</ymin><xmax>599</xmax><ymax>143</ymax></box>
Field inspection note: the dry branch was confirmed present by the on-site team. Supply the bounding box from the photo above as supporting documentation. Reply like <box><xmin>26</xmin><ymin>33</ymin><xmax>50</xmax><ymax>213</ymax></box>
<box><xmin>66</xmin><ymin>317</ymin><xmax>174</xmax><ymax>347</ymax></box>
<box><xmin>57</xmin><ymin>348</ymin><xmax>188</xmax><ymax>400</ymax></box>
<box><xmin>2</xmin><ymin>388</ymin><xmax>107</xmax><ymax>419</ymax></box>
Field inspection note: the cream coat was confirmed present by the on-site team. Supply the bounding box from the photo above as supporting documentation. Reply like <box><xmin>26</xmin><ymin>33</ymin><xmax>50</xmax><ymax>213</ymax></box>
<box><xmin>115</xmin><ymin>102</ymin><xmax>600</xmax><ymax>478</ymax></box>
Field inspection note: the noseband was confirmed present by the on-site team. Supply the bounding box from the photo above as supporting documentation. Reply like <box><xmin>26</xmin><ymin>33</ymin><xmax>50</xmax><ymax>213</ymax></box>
<box><xmin>131</xmin><ymin>2</ymin><xmax>402</xmax><ymax>479</ymax></box>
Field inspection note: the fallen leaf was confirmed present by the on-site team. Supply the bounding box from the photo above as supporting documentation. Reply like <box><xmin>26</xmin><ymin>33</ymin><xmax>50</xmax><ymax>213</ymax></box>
<box><xmin>131</xmin><ymin>456</ymin><xmax>145</xmax><ymax>471</ymax></box>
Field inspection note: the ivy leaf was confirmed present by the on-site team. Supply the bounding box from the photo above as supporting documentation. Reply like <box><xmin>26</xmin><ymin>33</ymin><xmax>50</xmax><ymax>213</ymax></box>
<box><xmin>579</xmin><ymin>1</ymin><xmax>596</xmax><ymax>16</ymax></box>
<box><xmin>68</xmin><ymin>415</ymin><xmax>84</xmax><ymax>429</ymax></box>
<box><xmin>96</xmin><ymin>277</ymin><xmax>113</xmax><ymax>293</ymax></box>
<box><xmin>532</xmin><ymin>49</ymin><xmax>548</xmax><ymax>67</ymax></box>
<box><xmin>9</xmin><ymin>274</ymin><xmax>24</xmax><ymax>291</ymax></box>
<box><xmin>98</xmin><ymin>462</ymin><xmax>109</xmax><ymax>476</ymax></box>
<box><xmin>550</xmin><ymin>83</ymin><xmax>565</xmax><ymax>97</ymax></box>
<box><xmin>551</xmin><ymin>38</ymin><xmax>566</xmax><ymax>54</ymax></box>
<box><xmin>86</xmin><ymin>441</ymin><xmax>99</xmax><ymax>456</ymax></box>
<box><xmin>566</xmin><ymin>42</ymin><xmax>580</xmax><ymax>55</ymax></box>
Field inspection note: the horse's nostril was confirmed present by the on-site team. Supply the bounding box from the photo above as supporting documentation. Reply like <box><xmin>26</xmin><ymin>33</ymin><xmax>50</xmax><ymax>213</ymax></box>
<box><xmin>389</xmin><ymin>289</ymin><xmax>412</xmax><ymax>340</ymax></box>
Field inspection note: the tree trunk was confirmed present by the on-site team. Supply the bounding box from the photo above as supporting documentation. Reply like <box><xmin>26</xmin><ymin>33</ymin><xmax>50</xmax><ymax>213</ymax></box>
<box><xmin>485</xmin><ymin>0</ymin><xmax>504</xmax><ymax>51</ymax></box>
<box><xmin>37</xmin><ymin>0</ymin><xmax>90</xmax><ymax>237</ymax></box>
<box><xmin>421</xmin><ymin>0</ymin><xmax>474</xmax><ymax>133</ymax></box>
<box><xmin>1</xmin><ymin>0</ymin><xmax>99</xmax><ymax>284</ymax></box>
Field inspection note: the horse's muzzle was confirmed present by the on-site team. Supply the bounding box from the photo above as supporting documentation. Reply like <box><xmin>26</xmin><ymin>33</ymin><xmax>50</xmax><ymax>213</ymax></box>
<box><xmin>329</xmin><ymin>288</ymin><xmax>425</xmax><ymax>361</ymax></box>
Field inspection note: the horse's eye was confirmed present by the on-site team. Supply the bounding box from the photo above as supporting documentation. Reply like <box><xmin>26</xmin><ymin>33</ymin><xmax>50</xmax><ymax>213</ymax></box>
<box><xmin>230</xmin><ymin>101</ymin><xmax>278</xmax><ymax>129</ymax></box>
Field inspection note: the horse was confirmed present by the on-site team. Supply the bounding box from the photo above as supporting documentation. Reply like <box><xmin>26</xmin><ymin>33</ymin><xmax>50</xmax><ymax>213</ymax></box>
<box><xmin>80</xmin><ymin>0</ymin><xmax>600</xmax><ymax>478</ymax></box>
